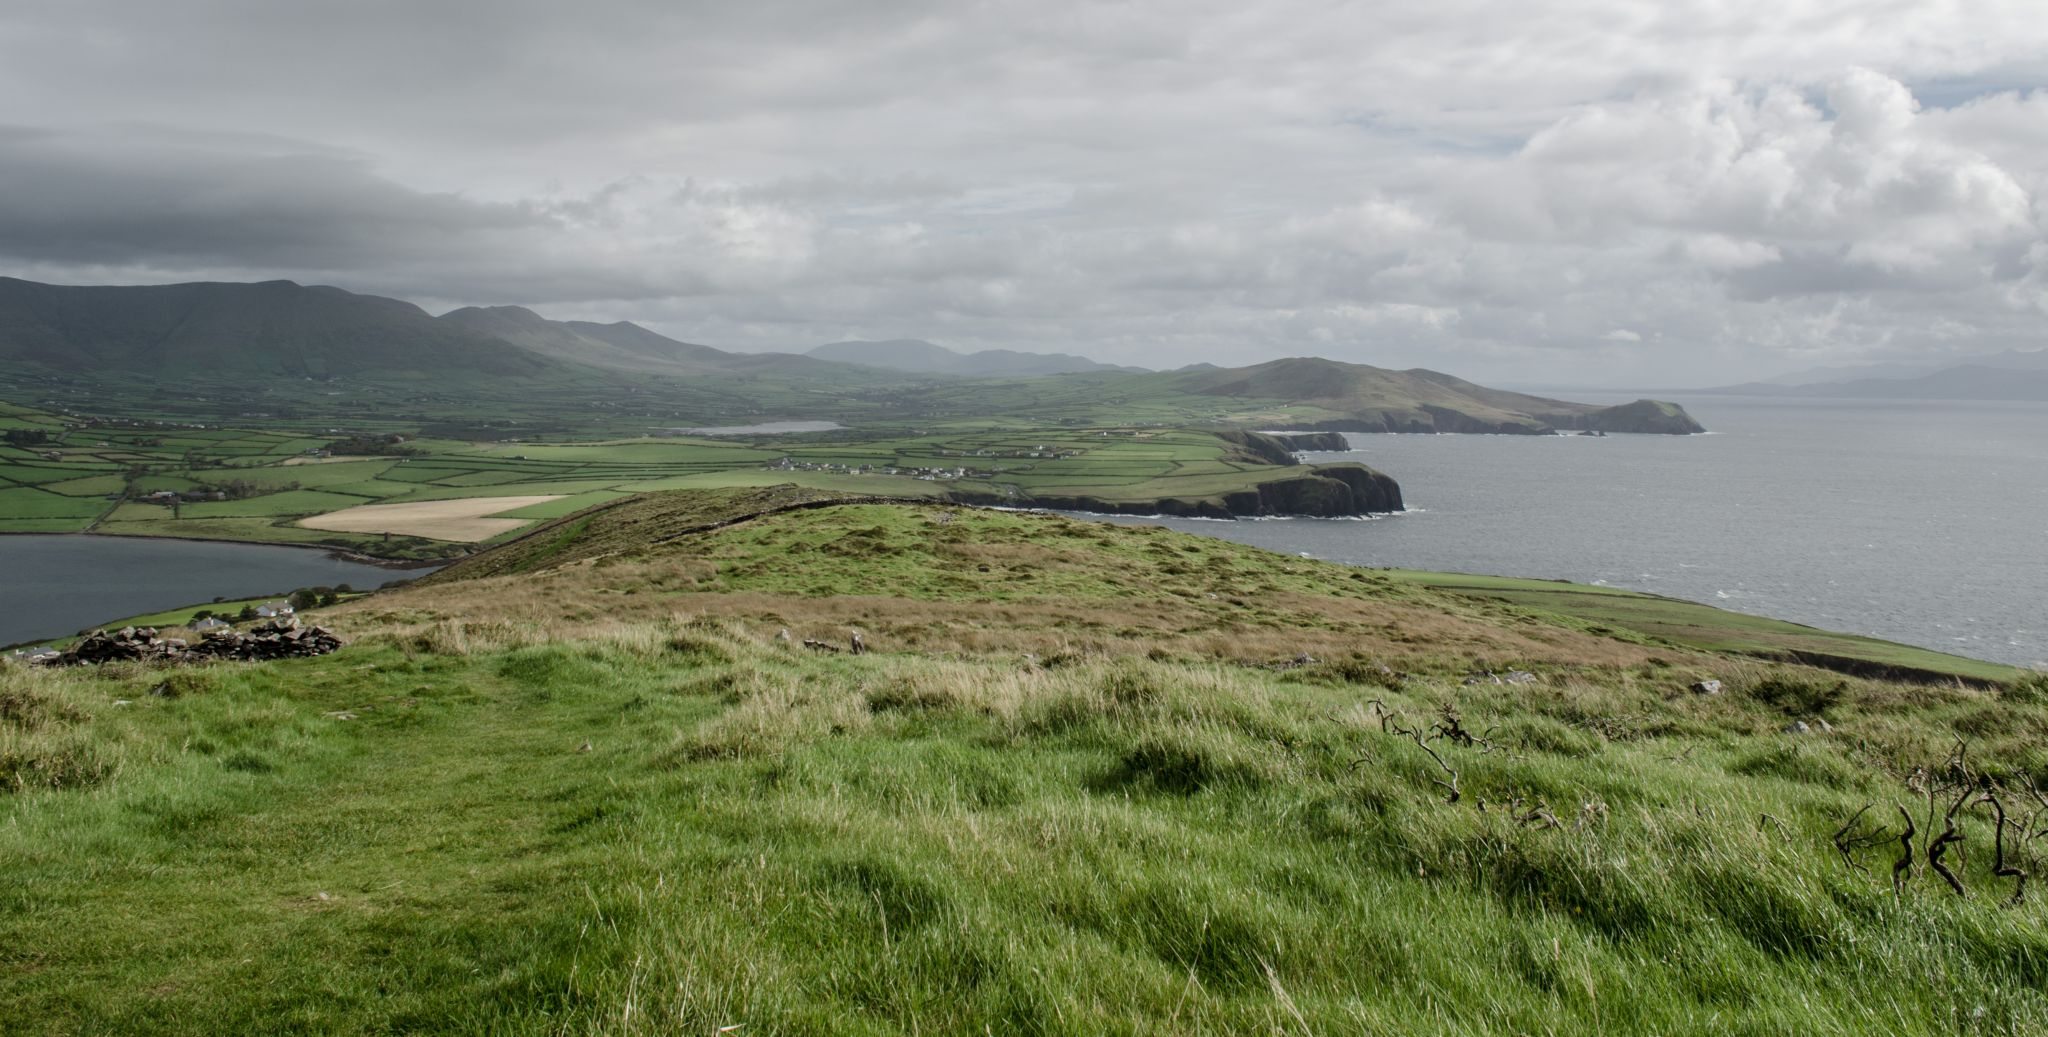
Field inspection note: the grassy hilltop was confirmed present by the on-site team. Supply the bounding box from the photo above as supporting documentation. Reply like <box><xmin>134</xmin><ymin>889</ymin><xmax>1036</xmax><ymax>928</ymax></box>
<box><xmin>4</xmin><ymin>487</ymin><xmax>2045</xmax><ymax>1035</ymax></box>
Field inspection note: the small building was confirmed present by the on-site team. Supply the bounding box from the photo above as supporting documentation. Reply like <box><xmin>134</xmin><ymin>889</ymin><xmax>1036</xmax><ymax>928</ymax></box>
<box><xmin>192</xmin><ymin>617</ymin><xmax>231</xmax><ymax>634</ymax></box>
<box><xmin>254</xmin><ymin>602</ymin><xmax>295</xmax><ymax>619</ymax></box>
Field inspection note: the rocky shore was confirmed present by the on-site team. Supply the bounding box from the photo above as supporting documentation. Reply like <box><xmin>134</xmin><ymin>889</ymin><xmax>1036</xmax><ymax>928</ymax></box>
<box><xmin>947</xmin><ymin>461</ymin><xmax>1403</xmax><ymax>520</ymax></box>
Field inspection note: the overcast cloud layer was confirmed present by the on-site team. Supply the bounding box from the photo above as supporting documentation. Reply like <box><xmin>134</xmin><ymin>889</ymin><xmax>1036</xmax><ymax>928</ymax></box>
<box><xmin>3</xmin><ymin>0</ymin><xmax>2046</xmax><ymax>384</ymax></box>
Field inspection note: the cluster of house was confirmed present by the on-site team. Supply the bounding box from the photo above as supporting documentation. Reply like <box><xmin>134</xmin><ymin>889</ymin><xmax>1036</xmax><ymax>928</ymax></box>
<box><xmin>767</xmin><ymin>457</ymin><xmax>992</xmax><ymax>482</ymax></box>
<box><xmin>140</xmin><ymin>489</ymin><xmax>232</xmax><ymax>504</ymax></box>
<box><xmin>938</xmin><ymin>445</ymin><xmax>1082</xmax><ymax>460</ymax></box>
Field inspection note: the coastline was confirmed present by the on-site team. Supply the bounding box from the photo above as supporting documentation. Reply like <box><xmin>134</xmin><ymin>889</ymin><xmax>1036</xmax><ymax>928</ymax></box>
<box><xmin>0</xmin><ymin>529</ymin><xmax>451</xmax><ymax>570</ymax></box>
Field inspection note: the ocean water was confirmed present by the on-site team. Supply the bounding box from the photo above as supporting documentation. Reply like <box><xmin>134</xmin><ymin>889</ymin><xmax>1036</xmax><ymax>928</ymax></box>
<box><xmin>1087</xmin><ymin>396</ymin><xmax>2048</xmax><ymax>669</ymax></box>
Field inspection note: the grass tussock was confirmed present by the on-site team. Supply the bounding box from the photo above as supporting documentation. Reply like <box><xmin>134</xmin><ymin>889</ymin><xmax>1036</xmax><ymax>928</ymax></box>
<box><xmin>0</xmin><ymin>665</ymin><xmax>115</xmax><ymax>793</ymax></box>
<box><xmin>7</xmin><ymin>496</ymin><xmax>2048</xmax><ymax>1034</ymax></box>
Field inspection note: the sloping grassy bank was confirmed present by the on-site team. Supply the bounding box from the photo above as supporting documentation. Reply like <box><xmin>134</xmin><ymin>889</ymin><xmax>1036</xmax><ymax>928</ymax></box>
<box><xmin>5</xmin><ymin>492</ymin><xmax>2046</xmax><ymax>1034</ymax></box>
<box><xmin>1391</xmin><ymin>571</ymin><xmax>2020</xmax><ymax>686</ymax></box>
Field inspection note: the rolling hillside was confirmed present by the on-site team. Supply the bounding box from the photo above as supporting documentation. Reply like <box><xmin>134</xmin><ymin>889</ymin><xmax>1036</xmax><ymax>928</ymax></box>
<box><xmin>0</xmin><ymin>277</ymin><xmax>1702</xmax><ymax>437</ymax></box>
<box><xmin>0</xmin><ymin>277</ymin><xmax>558</xmax><ymax>380</ymax></box>
<box><xmin>3</xmin><ymin>486</ymin><xmax>2039</xmax><ymax>1033</ymax></box>
<box><xmin>809</xmin><ymin>338</ymin><xmax>1140</xmax><ymax>377</ymax></box>
<box><xmin>1172</xmin><ymin>358</ymin><xmax>1705</xmax><ymax>434</ymax></box>
<box><xmin>438</xmin><ymin>305</ymin><xmax>733</xmax><ymax>375</ymax></box>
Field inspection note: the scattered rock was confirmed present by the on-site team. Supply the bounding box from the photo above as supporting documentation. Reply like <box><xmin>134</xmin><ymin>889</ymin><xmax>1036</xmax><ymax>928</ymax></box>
<box><xmin>1690</xmin><ymin>679</ymin><xmax>1723</xmax><ymax>695</ymax></box>
<box><xmin>576</xmin><ymin>741</ymin><xmax>593</xmax><ymax>753</ymax></box>
<box><xmin>1782</xmin><ymin>720</ymin><xmax>1811</xmax><ymax>735</ymax></box>
<box><xmin>40</xmin><ymin>618</ymin><xmax>344</xmax><ymax>667</ymax></box>
<box><xmin>1464</xmin><ymin>669</ymin><xmax>1540</xmax><ymax>686</ymax></box>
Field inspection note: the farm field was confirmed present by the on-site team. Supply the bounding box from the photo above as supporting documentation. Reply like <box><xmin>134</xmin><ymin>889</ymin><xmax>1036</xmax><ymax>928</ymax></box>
<box><xmin>0</xmin><ymin>404</ymin><xmax>1344</xmax><ymax>556</ymax></box>
<box><xmin>299</xmin><ymin>495</ymin><xmax>570</xmax><ymax>542</ymax></box>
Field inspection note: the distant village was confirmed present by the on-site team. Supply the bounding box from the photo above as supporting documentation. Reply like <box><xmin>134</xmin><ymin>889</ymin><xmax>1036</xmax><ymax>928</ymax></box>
<box><xmin>766</xmin><ymin>443</ymin><xmax>1082</xmax><ymax>483</ymax></box>
<box><xmin>768</xmin><ymin>457</ymin><xmax>989</xmax><ymax>481</ymax></box>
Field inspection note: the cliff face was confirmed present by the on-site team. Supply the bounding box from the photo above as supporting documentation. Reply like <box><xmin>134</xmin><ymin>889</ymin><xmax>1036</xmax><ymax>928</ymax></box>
<box><xmin>1281</xmin><ymin>411</ymin><xmax>1549</xmax><ymax>435</ymax></box>
<box><xmin>1211</xmin><ymin>429</ymin><xmax>1303</xmax><ymax>466</ymax></box>
<box><xmin>1272</xmin><ymin>432</ymin><xmax>1351</xmax><ymax>451</ymax></box>
<box><xmin>952</xmin><ymin>461</ymin><xmax>1403</xmax><ymax>520</ymax></box>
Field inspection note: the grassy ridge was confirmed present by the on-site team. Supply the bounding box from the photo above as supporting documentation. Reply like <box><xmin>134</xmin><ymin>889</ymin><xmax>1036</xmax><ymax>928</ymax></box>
<box><xmin>3</xmin><ymin>493</ymin><xmax>2047</xmax><ymax>1032</ymax></box>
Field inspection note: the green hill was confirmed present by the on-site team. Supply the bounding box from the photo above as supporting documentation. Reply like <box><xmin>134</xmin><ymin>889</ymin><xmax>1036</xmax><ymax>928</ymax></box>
<box><xmin>440</xmin><ymin>305</ymin><xmax>850</xmax><ymax>379</ymax></box>
<box><xmin>0</xmin><ymin>277</ymin><xmax>559</xmax><ymax>380</ymax></box>
<box><xmin>1172</xmin><ymin>357</ymin><xmax>1705</xmax><ymax>434</ymax></box>
<box><xmin>0</xmin><ymin>278</ymin><xmax>1703</xmax><ymax>439</ymax></box>
<box><xmin>809</xmin><ymin>338</ymin><xmax>1140</xmax><ymax>377</ymax></box>
<box><xmin>3</xmin><ymin>487</ymin><xmax>2039</xmax><ymax>1034</ymax></box>
<box><xmin>438</xmin><ymin>305</ymin><xmax>732</xmax><ymax>375</ymax></box>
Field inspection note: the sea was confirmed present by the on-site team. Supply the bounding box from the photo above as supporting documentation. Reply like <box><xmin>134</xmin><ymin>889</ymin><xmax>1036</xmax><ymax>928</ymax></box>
<box><xmin>1087</xmin><ymin>395</ymin><xmax>2048</xmax><ymax>670</ymax></box>
<box><xmin>0</xmin><ymin>537</ymin><xmax>424</xmax><ymax>648</ymax></box>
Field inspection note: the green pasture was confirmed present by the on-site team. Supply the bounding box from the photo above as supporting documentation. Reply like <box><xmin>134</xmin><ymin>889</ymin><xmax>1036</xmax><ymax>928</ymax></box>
<box><xmin>6</xmin><ymin>496</ymin><xmax>2048</xmax><ymax>1034</ymax></box>
<box><xmin>0</xmin><ymin>487</ymin><xmax>106</xmax><ymax>521</ymax></box>
<box><xmin>1387</xmin><ymin>570</ymin><xmax>2021</xmax><ymax>684</ymax></box>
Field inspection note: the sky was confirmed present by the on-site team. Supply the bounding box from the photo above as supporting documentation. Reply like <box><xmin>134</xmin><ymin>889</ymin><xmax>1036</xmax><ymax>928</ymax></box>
<box><xmin>2</xmin><ymin>1</ymin><xmax>2047</xmax><ymax>386</ymax></box>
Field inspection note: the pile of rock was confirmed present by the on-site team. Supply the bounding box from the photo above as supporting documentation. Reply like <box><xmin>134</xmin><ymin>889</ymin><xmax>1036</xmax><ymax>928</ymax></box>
<box><xmin>39</xmin><ymin>618</ymin><xmax>344</xmax><ymax>666</ymax></box>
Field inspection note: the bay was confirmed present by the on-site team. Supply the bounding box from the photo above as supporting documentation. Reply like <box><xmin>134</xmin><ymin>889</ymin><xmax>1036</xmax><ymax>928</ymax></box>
<box><xmin>1085</xmin><ymin>396</ymin><xmax>2048</xmax><ymax>669</ymax></box>
<box><xmin>0</xmin><ymin>536</ymin><xmax>428</xmax><ymax>647</ymax></box>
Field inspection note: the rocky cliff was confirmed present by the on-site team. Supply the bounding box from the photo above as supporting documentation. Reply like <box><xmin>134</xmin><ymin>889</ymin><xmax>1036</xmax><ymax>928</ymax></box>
<box><xmin>949</xmin><ymin>462</ymin><xmax>1402</xmax><ymax>519</ymax></box>
<box><xmin>1271</xmin><ymin>432</ymin><xmax>1352</xmax><ymax>451</ymax></box>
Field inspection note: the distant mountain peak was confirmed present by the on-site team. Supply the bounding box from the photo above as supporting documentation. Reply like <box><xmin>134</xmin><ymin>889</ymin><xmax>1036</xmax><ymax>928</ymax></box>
<box><xmin>807</xmin><ymin>339</ymin><xmax>1142</xmax><ymax>377</ymax></box>
<box><xmin>444</xmin><ymin>304</ymin><xmax>547</xmax><ymax>321</ymax></box>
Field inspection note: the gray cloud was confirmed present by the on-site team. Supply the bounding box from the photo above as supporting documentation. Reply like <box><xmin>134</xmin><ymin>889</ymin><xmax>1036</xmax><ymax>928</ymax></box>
<box><xmin>2</xmin><ymin>2</ymin><xmax>2047</xmax><ymax>384</ymax></box>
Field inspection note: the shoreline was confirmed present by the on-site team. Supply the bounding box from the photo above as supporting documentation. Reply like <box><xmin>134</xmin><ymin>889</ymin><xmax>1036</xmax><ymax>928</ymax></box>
<box><xmin>0</xmin><ymin>529</ymin><xmax>452</xmax><ymax>570</ymax></box>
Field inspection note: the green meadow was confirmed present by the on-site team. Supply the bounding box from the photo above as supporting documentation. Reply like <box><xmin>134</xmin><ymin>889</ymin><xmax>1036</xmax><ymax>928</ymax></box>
<box><xmin>4</xmin><ymin>492</ymin><xmax>2046</xmax><ymax>1035</ymax></box>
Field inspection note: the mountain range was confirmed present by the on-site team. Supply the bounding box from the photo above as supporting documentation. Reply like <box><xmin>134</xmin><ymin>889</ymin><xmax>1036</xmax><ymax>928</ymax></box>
<box><xmin>0</xmin><ymin>276</ymin><xmax>865</xmax><ymax>384</ymax></box>
<box><xmin>1704</xmin><ymin>347</ymin><xmax>2048</xmax><ymax>401</ymax></box>
<box><xmin>807</xmin><ymin>339</ymin><xmax>1143</xmax><ymax>377</ymax></box>
<box><xmin>0</xmin><ymin>276</ymin><xmax>1702</xmax><ymax>434</ymax></box>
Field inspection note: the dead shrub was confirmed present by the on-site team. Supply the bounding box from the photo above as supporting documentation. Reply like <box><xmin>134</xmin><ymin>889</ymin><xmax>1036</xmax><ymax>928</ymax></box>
<box><xmin>0</xmin><ymin>675</ymin><xmax>88</xmax><ymax>731</ymax></box>
<box><xmin>0</xmin><ymin>740</ymin><xmax>112</xmax><ymax>793</ymax></box>
<box><xmin>1743</xmin><ymin>671</ymin><xmax>1850</xmax><ymax>718</ymax></box>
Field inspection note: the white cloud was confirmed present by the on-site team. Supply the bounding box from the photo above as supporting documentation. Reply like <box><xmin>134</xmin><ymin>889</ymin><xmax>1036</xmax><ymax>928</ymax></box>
<box><xmin>1</xmin><ymin>2</ymin><xmax>2046</xmax><ymax>384</ymax></box>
